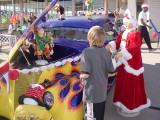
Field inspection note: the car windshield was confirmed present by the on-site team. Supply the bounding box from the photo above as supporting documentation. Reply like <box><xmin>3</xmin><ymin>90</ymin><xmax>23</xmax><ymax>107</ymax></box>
<box><xmin>45</xmin><ymin>27</ymin><xmax>89</xmax><ymax>41</ymax></box>
<box><xmin>44</xmin><ymin>26</ymin><xmax>116</xmax><ymax>42</ymax></box>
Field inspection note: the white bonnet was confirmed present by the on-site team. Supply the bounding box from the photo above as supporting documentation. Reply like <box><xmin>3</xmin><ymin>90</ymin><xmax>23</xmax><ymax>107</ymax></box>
<box><xmin>123</xmin><ymin>9</ymin><xmax>138</xmax><ymax>29</ymax></box>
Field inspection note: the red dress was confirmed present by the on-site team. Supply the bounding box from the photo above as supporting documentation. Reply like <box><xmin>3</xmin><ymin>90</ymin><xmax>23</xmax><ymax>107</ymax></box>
<box><xmin>109</xmin><ymin>31</ymin><xmax>151</xmax><ymax>113</ymax></box>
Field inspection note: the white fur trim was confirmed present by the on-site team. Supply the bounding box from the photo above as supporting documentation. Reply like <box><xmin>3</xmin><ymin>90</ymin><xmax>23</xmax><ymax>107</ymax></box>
<box><xmin>122</xmin><ymin>30</ymin><xmax>129</xmax><ymax>39</ymax></box>
<box><xmin>120</xmin><ymin>48</ymin><xmax>132</xmax><ymax>60</ymax></box>
<box><xmin>31</xmin><ymin>68</ymin><xmax>39</xmax><ymax>72</ymax></box>
<box><xmin>117</xmin><ymin>59</ymin><xmax>123</xmax><ymax>67</ymax></box>
<box><xmin>30</xmin><ymin>84</ymin><xmax>45</xmax><ymax>89</ymax></box>
<box><xmin>109</xmin><ymin>41</ymin><xmax>117</xmax><ymax>54</ymax></box>
<box><xmin>112</xmin><ymin>58</ymin><xmax>117</xmax><ymax>69</ymax></box>
<box><xmin>141</xmin><ymin>3</ymin><xmax>149</xmax><ymax>8</ymax></box>
<box><xmin>19</xmin><ymin>55</ymin><xmax>80</xmax><ymax>73</ymax></box>
<box><xmin>35</xmin><ymin>60</ymin><xmax>48</xmax><ymax>66</ymax></box>
<box><xmin>23</xmin><ymin>98</ymin><xmax>38</xmax><ymax>105</ymax></box>
<box><xmin>124</xmin><ymin>65</ymin><xmax>144</xmax><ymax>76</ymax></box>
<box><xmin>55</xmin><ymin>61</ymin><xmax>62</xmax><ymax>67</ymax></box>
<box><xmin>40</xmin><ymin>66</ymin><xmax>48</xmax><ymax>71</ymax></box>
<box><xmin>117</xmin><ymin>57</ymin><xmax>144</xmax><ymax>76</ymax></box>
<box><xmin>120</xmin><ymin>41</ymin><xmax>126</xmax><ymax>49</ymax></box>
<box><xmin>116</xmin><ymin>57</ymin><xmax>127</xmax><ymax>67</ymax></box>
<box><xmin>20</xmin><ymin>69</ymin><xmax>30</xmax><ymax>74</ymax></box>
<box><xmin>114</xmin><ymin>98</ymin><xmax>151</xmax><ymax>113</ymax></box>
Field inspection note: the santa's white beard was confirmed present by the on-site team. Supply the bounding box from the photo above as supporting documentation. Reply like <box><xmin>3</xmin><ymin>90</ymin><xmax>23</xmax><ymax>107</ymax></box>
<box><xmin>23</xmin><ymin>98</ymin><xmax>38</xmax><ymax>105</ymax></box>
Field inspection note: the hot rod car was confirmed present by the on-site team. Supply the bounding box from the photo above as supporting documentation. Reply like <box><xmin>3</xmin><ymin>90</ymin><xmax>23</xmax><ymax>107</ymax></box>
<box><xmin>0</xmin><ymin>13</ymin><xmax>122</xmax><ymax>120</ymax></box>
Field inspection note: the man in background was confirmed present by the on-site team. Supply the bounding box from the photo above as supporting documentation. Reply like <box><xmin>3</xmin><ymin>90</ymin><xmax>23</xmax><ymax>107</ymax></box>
<box><xmin>138</xmin><ymin>3</ymin><xmax>154</xmax><ymax>51</ymax></box>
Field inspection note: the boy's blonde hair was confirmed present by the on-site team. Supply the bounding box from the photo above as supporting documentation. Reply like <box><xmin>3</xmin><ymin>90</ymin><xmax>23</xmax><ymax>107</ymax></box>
<box><xmin>87</xmin><ymin>26</ymin><xmax>106</xmax><ymax>47</ymax></box>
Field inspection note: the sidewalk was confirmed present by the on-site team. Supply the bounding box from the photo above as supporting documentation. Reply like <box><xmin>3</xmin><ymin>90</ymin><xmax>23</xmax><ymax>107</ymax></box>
<box><xmin>105</xmin><ymin>42</ymin><xmax>160</xmax><ymax>120</ymax></box>
<box><xmin>0</xmin><ymin>46</ymin><xmax>9</xmax><ymax>63</ymax></box>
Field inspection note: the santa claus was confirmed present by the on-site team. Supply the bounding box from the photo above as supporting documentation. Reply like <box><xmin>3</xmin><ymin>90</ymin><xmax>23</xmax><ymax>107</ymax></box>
<box><xmin>106</xmin><ymin>9</ymin><xmax>151</xmax><ymax>117</ymax></box>
<box><xmin>14</xmin><ymin>80</ymin><xmax>53</xmax><ymax>120</ymax></box>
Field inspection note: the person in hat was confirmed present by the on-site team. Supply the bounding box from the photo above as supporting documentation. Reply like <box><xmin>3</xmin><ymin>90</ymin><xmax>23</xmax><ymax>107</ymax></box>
<box><xmin>106</xmin><ymin>9</ymin><xmax>151</xmax><ymax>117</ymax></box>
<box><xmin>14</xmin><ymin>81</ymin><xmax>53</xmax><ymax>120</ymax></box>
<box><xmin>138</xmin><ymin>3</ymin><xmax>154</xmax><ymax>51</ymax></box>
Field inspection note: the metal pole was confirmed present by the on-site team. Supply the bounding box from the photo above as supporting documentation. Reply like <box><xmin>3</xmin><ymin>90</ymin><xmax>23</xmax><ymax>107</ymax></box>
<box><xmin>104</xmin><ymin>0</ymin><xmax>108</xmax><ymax>15</ymax></box>
<box><xmin>29</xmin><ymin>0</ymin><xmax>31</xmax><ymax>14</ymax></box>
<box><xmin>127</xmin><ymin>0</ymin><xmax>136</xmax><ymax>18</ymax></box>
<box><xmin>116</xmin><ymin>0</ymin><xmax>120</xmax><ymax>12</ymax></box>
<box><xmin>72</xmin><ymin>0</ymin><xmax>76</xmax><ymax>16</ymax></box>
<box><xmin>20</xmin><ymin>0</ymin><xmax>24</xmax><ymax>27</ymax></box>
<box><xmin>9</xmin><ymin>1</ymin><xmax>11</xmax><ymax>17</ymax></box>
<box><xmin>83</xmin><ymin>0</ymin><xmax>84</xmax><ymax>12</ymax></box>
<box><xmin>37</xmin><ymin>0</ymin><xmax>38</xmax><ymax>16</ymax></box>
<box><xmin>12</xmin><ymin>0</ymin><xmax>16</xmax><ymax>30</ymax></box>
<box><xmin>45</xmin><ymin>0</ymin><xmax>48</xmax><ymax>19</ymax></box>
<box><xmin>0</xmin><ymin>2</ymin><xmax>1</xmax><ymax>24</ymax></box>
<box><xmin>24</xmin><ymin>0</ymin><xmax>27</xmax><ymax>15</ymax></box>
<box><xmin>63</xmin><ymin>0</ymin><xmax>64</xmax><ymax>8</ymax></box>
<box><xmin>12</xmin><ymin>0</ymin><xmax>15</xmax><ymax>15</ymax></box>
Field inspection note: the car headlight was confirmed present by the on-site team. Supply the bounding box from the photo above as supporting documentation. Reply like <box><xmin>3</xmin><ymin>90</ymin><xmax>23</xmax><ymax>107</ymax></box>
<box><xmin>43</xmin><ymin>91</ymin><xmax>54</xmax><ymax>110</ymax></box>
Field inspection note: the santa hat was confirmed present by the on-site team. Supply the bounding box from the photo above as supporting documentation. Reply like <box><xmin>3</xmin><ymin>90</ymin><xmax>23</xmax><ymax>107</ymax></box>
<box><xmin>18</xmin><ymin>80</ymin><xmax>52</xmax><ymax>106</ymax></box>
<box><xmin>25</xmin><ymin>84</ymin><xmax>45</xmax><ymax>102</ymax></box>
<box><xmin>141</xmin><ymin>3</ymin><xmax>149</xmax><ymax>8</ymax></box>
<box><xmin>123</xmin><ymin>9</ymin><xmax>137</xmax><ymax>29</ymax></box>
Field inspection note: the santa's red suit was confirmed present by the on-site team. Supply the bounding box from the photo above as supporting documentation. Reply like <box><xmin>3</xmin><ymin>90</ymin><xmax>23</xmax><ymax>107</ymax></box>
<box><xmin>109</xmin><ymin>28</ymin><xmax>151</xmax><ymax>114</ymax></box>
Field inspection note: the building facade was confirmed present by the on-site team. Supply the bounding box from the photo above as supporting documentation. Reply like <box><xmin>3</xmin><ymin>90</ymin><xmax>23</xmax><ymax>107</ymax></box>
<box><xmin>106</xmin><ymin>0</ymin><xmax>160</xmax><ymax>37</ymax></box>
<box><xmin>0</xmin><ymin>0</ymin><xmax>160</xmax><ymax>33</ymax></box>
